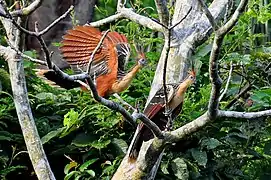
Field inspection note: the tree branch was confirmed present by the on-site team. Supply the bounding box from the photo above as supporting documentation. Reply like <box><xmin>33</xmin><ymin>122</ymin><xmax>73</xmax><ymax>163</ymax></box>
<box><xmin>208</xmin><ymin>0</ymin><xmax>248</xmax><ymax>119</ymax></box>
<box><xmin>198</xmin><ymin>0</ymin><xmax>217</xmax><ymax>30</ymax></box>
<box><xmin>218</xmin><ymin>109</ymin><xmax>271</xmax><ymax>119</ymax></box>
<box><xmin>10</xmin><ymin>0</ymin><xmax>43</xmax><ymax>16</ymax></box>
<box><xmin>88</xmin><ymin>4</ymin><xmax>163</xmax><ymax>31</ymax></box>
<box><xmin>154</xmin><ymin>0</ymin><xmax>169</xmax><ymax>26</ymax></box>
<box><xmin>88</xmin><ymin>13</ymin><xmax>124</xmax><ymax>27</ymax></box>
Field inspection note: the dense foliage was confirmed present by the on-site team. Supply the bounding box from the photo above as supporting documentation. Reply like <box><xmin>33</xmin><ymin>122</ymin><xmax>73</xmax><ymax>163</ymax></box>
<box><xmin>0</xmin><ymin>0</ymin><xmax>271</xmax><ymax>179</ymax></box>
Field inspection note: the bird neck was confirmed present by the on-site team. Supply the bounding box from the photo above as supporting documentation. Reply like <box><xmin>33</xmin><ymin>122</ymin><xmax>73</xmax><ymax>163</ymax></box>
<box><xmin>111</xmin><ymin>63</ymin><xmax>142</xmax><ymax>93</ymax></box>
<box><xmin>176</xmin><ymin>79</ymin><xmax>191</xmax><ymax>97</ymax></box>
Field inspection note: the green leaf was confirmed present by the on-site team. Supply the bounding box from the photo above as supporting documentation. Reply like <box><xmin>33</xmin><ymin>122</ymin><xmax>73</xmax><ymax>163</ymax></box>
<box><xmin>63</xmin><ymin>109</ymin><xmax>80</xmax><ymax>127</ymax></box>
<box><xmin>161</xmin><ymin>160</ymin><xmax>170</xmax><ymax>175</ymax></box>
<box><xmin>201</xmin><ymin>138</ymin><xmax>221</xmax><ymax>150</ymax></box>
<box><xmin>111</xmin><ymin>138</ymin><xmax>128</xmax><ymax>155</ymax></box>
<box><xmin>79</xmin><ymin>158</ymin><xmax>98</xmax><ymax>172</ymax></box>
<box><xmin>64</xmin><ymin>161</ymin><xmax>78</xmax><ymax>174</ymax></box>
<box><xmin>0</xmin><ymin>166</ymin><xmax>27</xmax><ymax>176</ymax></box>
<box><xmin>91</xmin><ymin>140</ymin><xmax>111</xmax><ymax>150</ymax></box>
<box><xmin>64</xmin><ymin>171</ymin><xmax>78</xmax><ymax>180</ymax></box>
<box><xmin>171</xmin><ymin>158</ymin><xmax>189</xmax><ymax>179</ymax></box>
<box><xmin>191</xmin><ymin>148</ymin><xmax>208</xmax><ymax>166</ymax></box>
<box><xmin>41</xmin><ymin>127</ymin><xmax>66</xmax><ymax>144</ymax></box>
<box><xmin>0</xmin><ymin>131</ymin><xmax>13</xmax><ymax>141</ymax></box>
<box><xmin>86</xmin><ymin>169</ymin><xmax>95</xmax><ymax>177</ymax></box>
<box><xmin>72</xmin><ymin>133</ymin><xmax>97</xmax><ymax>147</ymax></box>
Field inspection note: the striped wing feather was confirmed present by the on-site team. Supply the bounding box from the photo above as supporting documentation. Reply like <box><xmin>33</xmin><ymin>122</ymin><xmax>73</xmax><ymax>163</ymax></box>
<box><xmin>60</xmin><ymin>26</ymin><xmax>111</xmax><ymax>66</ymax></box>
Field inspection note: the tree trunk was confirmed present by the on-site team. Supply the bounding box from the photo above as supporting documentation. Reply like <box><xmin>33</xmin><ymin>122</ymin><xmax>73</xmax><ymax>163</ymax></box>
<box><xmin>113</xmin><ymin>0</ymin><xmax>229</xmax><ymax>179</ymax></box>
<box><xmin>1</xmin><ymin>16</ymin><xmax>55</xmax><ymax>180</ymax></box>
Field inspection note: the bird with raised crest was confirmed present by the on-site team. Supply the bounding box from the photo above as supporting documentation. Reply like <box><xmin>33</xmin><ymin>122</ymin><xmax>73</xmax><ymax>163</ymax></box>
<box><xmin>36</xmin><ymin>25</ymin><xmax>146</xmax><ymax>97</ymax></box>
<box><xmin>128</xmin><ymin>70</ymin><xmax>196</xmax><ymax>161</ymax></box>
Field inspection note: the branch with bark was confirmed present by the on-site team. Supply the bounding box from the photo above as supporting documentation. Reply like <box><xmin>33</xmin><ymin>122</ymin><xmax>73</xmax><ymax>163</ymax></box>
<box><xmin>88</xmin><ymin>0</ymin><xmax>163</xmax><ymax>31</ymax></box>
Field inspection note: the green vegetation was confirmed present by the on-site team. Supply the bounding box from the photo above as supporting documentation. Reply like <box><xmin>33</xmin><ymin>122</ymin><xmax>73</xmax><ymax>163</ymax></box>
<box><xmin>0</xmin><ymin>0</ymin><xmax>271</xmax><ymax>179</ymax></box>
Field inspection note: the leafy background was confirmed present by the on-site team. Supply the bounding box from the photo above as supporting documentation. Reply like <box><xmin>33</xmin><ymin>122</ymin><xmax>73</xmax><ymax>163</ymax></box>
<box><xmin>0</xmin><ymin>0</ymin><xmax>271</xmax><ymax>179</ymax></box>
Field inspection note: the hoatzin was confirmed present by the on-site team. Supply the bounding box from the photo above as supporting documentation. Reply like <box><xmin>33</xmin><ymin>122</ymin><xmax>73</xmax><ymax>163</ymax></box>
<box><xmin>37</xmin><ymin>26</ymin><xmax>146</xmax><ymax>97</ymax></box>
<box><xmin>129</xmin><ymin>70</ymin><xmax>196</xmax><ymax>160</ymax></box>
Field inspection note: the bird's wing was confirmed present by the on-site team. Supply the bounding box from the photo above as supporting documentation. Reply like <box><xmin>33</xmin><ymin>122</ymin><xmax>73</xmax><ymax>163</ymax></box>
<box><xmin>60</xmin><ymin>26</ymin><xmax>110</xmax><ymax>65</ymax></box>
<box><xmin>107</xmin><ymin>31</ymin><xmax>131</xmax><ymax>78</ymax></box>
<box><xmin>144</xmin><ymin>84</ymin><xmax>178</xmax><ymax>119</ymax></box>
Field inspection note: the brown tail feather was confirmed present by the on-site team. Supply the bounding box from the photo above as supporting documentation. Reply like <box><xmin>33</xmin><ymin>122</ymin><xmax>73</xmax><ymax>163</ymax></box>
<box><xmin>35</xmin><ymin>69</ymin><xmax>82</xmax><ymax>90</ymax></box>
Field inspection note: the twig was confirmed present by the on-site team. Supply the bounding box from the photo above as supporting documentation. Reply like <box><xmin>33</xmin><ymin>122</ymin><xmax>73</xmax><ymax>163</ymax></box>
<box><xmin>198</xmin><ymin>0</ymin><xmax>217</xmax><ymax>30</ymax></box>
<box><xmin>39</xmin><ymin>5</ymin><xmax>74</xmax><ymax>35</ymax></box>
<box><xmin>225</xmin><ymin>82</ymin><xmax>252</xmax><ymax>109</ymax></box>
<box><xmin>219</xmin><ymin>61</ymin><xmax>233</xmax><ymax>101</ymax></box>
<box><xmin>7</xmin><ymin>40</ymin><xmax>46</xmax><ymax>65</ymax></box>
<box><xmin>87</xmin><ymin>30</ymin><xmax>110</xmax><ymax>74</ymax></box>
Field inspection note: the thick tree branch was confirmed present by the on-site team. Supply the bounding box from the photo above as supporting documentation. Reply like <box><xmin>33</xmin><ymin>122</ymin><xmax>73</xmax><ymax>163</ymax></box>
<box><xmin>208</xmin><ymin>0</ymin><xmax>248</xmax><ymax>119</ymax></box>
<box><xmin>154</xmin><ymin>0</ymin><xmax>169</xmax><ymax>26</ymax></box>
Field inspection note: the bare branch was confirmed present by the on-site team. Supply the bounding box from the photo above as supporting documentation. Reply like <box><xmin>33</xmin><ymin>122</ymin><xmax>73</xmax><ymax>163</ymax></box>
<box><xmin>198</xmin><ymin>0</ymin><xmax>217</xmax><ymax>30</ymax></box>
<box><xmin>10</xmin><ymin>0</ymin><xmax>43</xmax><ymax>16</ymax></box>
<box><xmin>154</xmin><ymin>0</ymin><xmax>169</xmax><ymax>26</ymax></box>
<box><xmin>39</xmin><ymin>5</ymin><xmax>74</xmax><ymax>35</ymax></box>
<box><xmin>219</xmin><ymin>61</ymin><xmax>233</xmax><ymax>101</ymax></box>
<box><xmin>88</xmin><ymin>13</ymin><xmax>124</xmax><ymax>27</ymax></box>
<box><xmin>218</xmin><ymin>109</ymin><xmax>271</xmax><ymax>119</ymax></box>
<box><xmin>208</xmin><ymin>0</ymin><xmax>248</xmax><ymax>119</ymax></box>
<box><xmin>87</xmin><ymin>30</ymin><xmax>110</xmax><ymax>73</ymax></box>
<box><xmin>119</xmin><ymin>7</ymin><xmax>163</xmax><ymax>32</ymax></box>
<box><xmin>7</xmin><ymin>41</ymin><xmax>47</xmax><ymax>65</ymax></box>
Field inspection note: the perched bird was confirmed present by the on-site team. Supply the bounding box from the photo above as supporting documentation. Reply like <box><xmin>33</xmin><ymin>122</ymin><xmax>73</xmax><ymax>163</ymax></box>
<box><xmin>128</xmin><ymin>70</ymin><xmax>196</xmax><ymax>160</ymax></box>
<box><xmin>37</xmin><ymin>26</ymin><xmax>146</xmax><ymax>97</ymax></box>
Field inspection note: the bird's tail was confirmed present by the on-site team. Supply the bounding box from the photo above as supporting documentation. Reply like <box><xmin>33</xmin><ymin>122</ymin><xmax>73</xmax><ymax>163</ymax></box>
<box><xmin>35</xmin><ymin>69</ymin><xmax>82</xmax><ymax>90</ymax></box>
<box><xmin>128</xmin><ymin>124</ymin><xmax>145</xmax><ymax>162</ymax></box>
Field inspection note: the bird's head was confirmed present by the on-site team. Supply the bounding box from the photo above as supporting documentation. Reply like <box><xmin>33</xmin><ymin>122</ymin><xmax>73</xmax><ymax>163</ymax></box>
<box><xmin>137</xmin><ymin>52</ymin><xmax>147</xmax><ymax>67</ymax></box>
<box><xmin>134</xmin><ymin>43</ymin><xmax>147</xmax><ymax>67</ymax></box>
<box><xmin>186</xmin><ymin>70</ymin><xmax>196</xmax><ymax>85</ymax></box>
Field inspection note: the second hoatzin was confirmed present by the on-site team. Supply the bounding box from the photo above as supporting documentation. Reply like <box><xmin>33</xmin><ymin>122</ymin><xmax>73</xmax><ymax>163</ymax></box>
<box><xmin>128</xmin><ymin>70</ymin><xmax>196</xmax><ymax>160</ymax></box>
<box><xmin>37</xmin><ymin>26</ymin><xmax>146</xmax><ymax>97</ymax></box>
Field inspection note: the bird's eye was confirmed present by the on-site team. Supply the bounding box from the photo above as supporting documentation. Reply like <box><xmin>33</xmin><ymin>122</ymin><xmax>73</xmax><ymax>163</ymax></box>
<box><xmin>139</xmin><ymin>58</ymin><xmax>147</xmax><ymax>65</ymax></box>
<box><xmin>189</xmin><ymin>75</ymin><xmax>194</xmax><ymax>80</ymax></box>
